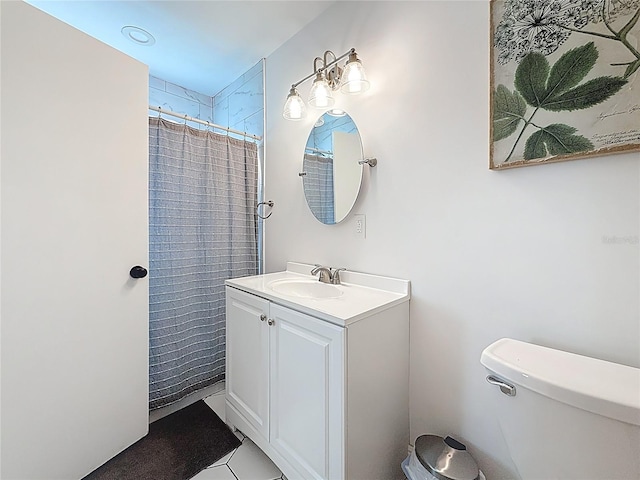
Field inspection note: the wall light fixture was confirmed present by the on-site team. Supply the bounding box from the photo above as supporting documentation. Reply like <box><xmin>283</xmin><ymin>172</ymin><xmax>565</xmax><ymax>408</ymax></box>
<box><xmin>283</xmin><ymin>48</ymin><xmax>370</xmax><ymax>121</ymax></box>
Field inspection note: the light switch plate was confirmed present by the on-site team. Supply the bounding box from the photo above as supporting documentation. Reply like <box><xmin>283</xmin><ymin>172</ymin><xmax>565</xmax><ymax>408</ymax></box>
<box><xmin>354</xmin><ymin>214</ymin><xmax>366</xmax><ymax>239</ymax></box>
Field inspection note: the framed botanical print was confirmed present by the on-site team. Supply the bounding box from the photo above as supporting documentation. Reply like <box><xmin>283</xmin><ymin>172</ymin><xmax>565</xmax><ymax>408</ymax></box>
<box><xmin>490</xmin><ymin>0</ymin><xmax>640</xmax><ymax>170</ymax></box>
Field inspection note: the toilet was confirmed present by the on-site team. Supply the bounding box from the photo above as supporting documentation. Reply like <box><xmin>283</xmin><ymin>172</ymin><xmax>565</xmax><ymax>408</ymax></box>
<box><xmin>481</xmin><ymin>338</ymin><xmax>640</xmax><ymax>480</ymax></box>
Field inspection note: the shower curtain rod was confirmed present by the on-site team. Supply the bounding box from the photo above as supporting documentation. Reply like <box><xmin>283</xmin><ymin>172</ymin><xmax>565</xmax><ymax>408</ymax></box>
<box><xmin>305</xmin><ymin>146</ymin><xmax>333</xmax><ymax>156</ymax></box>
<box><xmin>149</xmin><ymin>105</ymin><xmax>262</xmax><ymax>141</ymax></box>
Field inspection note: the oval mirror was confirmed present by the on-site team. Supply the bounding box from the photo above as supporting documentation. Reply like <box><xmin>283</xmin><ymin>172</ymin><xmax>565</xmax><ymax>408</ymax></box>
<box><xmin>302</xmin><ymin>111</ymin><xmax>363</xmax><ymax>224</ymax></box>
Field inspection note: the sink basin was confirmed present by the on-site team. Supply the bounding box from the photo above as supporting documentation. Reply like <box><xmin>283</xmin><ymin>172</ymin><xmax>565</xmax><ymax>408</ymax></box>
<box><xmin>268</xmin><ymin>279</ymin><xmax>343</xmax><ymax>299</ymax></box>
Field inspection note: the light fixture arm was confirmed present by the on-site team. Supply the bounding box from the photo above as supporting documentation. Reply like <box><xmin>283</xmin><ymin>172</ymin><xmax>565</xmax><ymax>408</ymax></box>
<box><xmin>323</xmin><ymin>51</ymin><xmax>337</xmax><ymax>69</ymax></box>
<box><xmin>291</xmin><ymin>48</ymin><xmax>356</xmax><ymax>89</ymax></box>
<box><xmin>313</xmin><ymin>57</ymin><xmax>325</xmax><ymax>74</ymax></box>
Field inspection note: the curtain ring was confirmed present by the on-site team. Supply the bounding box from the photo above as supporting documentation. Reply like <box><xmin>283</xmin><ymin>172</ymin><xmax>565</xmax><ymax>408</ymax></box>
<box><xmin>257</xmin><ymin>200</ymin><xmax>274</xmax><ymax>219</ymax></box>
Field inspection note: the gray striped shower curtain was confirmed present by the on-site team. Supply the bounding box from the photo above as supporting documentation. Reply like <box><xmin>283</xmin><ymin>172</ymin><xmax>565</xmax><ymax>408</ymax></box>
<box><xmin>148</xmin><ymin>117</ymin><xmax>258</xmax><ymax>410</ymax></box>
<box><xmin>302</xmin><ymin>153</ymin><xmax>334</xmax><ymax>224</ymax></box>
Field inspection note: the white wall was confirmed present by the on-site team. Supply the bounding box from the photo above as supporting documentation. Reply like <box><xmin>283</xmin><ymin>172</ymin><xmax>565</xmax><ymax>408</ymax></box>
<box><xmin>264</xmin><ymin>2</ymin><xmax>639</xmax><ymax>478</ymax></box>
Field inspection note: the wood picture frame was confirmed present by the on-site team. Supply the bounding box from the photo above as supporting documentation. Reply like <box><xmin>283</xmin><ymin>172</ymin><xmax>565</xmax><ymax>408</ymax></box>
<box><xmin>489</xmin><ymin>0</ymin><xmax>640</xmax><ymax>170</ymax></box>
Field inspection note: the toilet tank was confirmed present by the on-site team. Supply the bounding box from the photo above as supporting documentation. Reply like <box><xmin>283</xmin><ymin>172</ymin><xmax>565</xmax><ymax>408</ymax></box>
<box><xmin>481</xmin><ymin>338</ymin><xmax>640</xmax><ymax>480</ymax></box>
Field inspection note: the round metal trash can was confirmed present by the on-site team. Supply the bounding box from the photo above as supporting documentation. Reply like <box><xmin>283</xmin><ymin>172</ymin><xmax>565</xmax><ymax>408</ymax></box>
<box><xmin>401</xmin><ymin>434</ymin><xmax>486</xmax><ymax>480</ymax></box>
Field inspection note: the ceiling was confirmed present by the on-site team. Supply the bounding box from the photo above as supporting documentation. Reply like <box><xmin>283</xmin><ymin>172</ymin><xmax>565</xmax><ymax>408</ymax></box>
<box><xmin>25</xmin><ymin>1</ymin><xmax>335</xmax><ymax>97</ymax></box>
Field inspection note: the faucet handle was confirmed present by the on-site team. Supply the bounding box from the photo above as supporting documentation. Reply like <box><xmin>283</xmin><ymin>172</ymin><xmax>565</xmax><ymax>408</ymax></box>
<box><xmin>330</xmin><ymin>268</ymin><xmax>346</xmax><ymax>285</ymax></box>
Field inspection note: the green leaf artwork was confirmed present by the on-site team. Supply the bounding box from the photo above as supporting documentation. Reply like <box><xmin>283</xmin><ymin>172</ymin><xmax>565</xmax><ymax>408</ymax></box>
<box><xmin>524</xmin><ymin>124</ymin><xmax>594</xmax><ymax>160</ymax></box>
<box><xmin>491</xmin><ymin>0</ymin><xmax>640</xmax><ymax>168</ymax></box>
<box><xmin>541</xmin><ymin>77</ymin><xmax>628</xmax><ymax>111</ymax></box>
<box><xmin>514</xmin><ymin>53</ymin><xmax>549</xmax><ymax>107</ymax></box>
<box><xmin>545</xmin><ymin>43</ymin><xmax>598</xmax><ymax>98</ymax></box>
<box><xmin>493</xmin><ymin>85</ymin><xmax>527</xmax><ymax>141</ymax></box>
<box><xmin>493</xmin><ymin>42</ymin><xmax>628</xmax><ymax>162</ymax></box>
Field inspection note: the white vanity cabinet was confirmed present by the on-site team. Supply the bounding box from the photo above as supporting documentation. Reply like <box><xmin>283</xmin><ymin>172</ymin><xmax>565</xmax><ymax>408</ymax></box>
<box><xmin>225</xmin><ymin>288</ymin><xmax>271</xmax><ymax>440</ymax></box>
<box><xmin>225</xmin><ymin>263</ymin><xmax>410</xmax><ymax>480</ymax></box>
<box><xmin>226</xmin><ymin>287</ymin><xmax>345</xmax><ymax>479</ymax></box>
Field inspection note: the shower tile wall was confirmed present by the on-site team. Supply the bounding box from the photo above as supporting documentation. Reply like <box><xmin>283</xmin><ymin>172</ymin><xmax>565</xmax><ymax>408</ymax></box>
<box><xmin>149</xmin><ymin>75</ymin><xmax>214</xmax><ymax>130</ymax></box>
<box><xmin>213</xmin><ymin>60</ymin><xmax>264</xmax><ymax>138</ymax></box>
<box><xmin>148</xmin><ymin>59</ymin><xmax>264</xmax><ymax>139</ymax></box>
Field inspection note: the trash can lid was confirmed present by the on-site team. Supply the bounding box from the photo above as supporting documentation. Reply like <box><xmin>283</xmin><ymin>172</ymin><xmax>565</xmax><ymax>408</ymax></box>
<box><xmin>415</xmin><ymin>435</ymin><xmax>480</xmax><ymax>480</ymax></box>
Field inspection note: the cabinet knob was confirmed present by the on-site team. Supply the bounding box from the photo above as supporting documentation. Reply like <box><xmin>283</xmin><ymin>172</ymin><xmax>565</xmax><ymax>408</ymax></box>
<box><xmin>268</xmin><ymin>318</ymin><xmax>275</xmax><ymax>326</ymax></box>
<box><xmin>260</xmin><ymin>314</ymin><xmax>267</xmax><ymax>322</ymax></box>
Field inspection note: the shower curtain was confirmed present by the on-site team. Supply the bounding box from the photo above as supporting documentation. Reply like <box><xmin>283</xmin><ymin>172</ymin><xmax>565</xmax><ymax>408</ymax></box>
<box><xmin>148</xmin><ymin>117</ymin><xmax>258</xmax><ymax>410</ymax></box>
<box><xmin>302</xmin><ymin>153</ymin><xmax>334</xmax><ymax>224</ymax></box>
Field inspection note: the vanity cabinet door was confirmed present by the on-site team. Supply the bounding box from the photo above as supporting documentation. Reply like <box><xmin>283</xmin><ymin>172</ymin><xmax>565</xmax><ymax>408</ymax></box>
<box><xmin>269</xmin><ymin>303</ymin><xmax>345</xmax><ymax>480</ymax></box>
<box><xmin>226</xmin><ymin>287</ymin><xmax>271</xmax><ymax>439</ymax></box>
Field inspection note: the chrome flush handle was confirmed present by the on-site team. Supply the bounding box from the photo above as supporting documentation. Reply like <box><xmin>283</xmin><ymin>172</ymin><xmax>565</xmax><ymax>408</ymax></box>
<box><xmin>486</xmin><ymin>375</ymin><xmax>516</xmax><ymax>396</ymax></box>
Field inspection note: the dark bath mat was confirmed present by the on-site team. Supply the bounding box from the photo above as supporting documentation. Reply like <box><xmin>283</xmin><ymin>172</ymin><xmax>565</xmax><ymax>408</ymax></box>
<box><xmin>83</xmin><ymin>400</ymin><xmax>241</xmax><ymax>480</ymax></box>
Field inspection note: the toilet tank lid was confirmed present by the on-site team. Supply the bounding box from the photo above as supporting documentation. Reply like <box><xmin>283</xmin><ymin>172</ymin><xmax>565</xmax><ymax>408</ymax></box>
<box><xmin>481</xmin><ymin>338</ymin><xmax>640</xmax><ymax>426</ymax></box>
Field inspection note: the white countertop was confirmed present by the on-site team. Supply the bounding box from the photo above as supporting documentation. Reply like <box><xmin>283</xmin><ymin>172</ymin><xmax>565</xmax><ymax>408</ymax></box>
<box><xmin>225</xmin><ymin>262</ymin><xmax>411</xmax><ymax>326</ymax></box>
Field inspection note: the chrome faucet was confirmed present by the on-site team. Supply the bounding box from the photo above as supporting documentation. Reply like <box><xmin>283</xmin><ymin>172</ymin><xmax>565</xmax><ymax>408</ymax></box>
<box><xmin>311</xmin><ymin>265</ymin><xmax>332</xmax><ymax>284</ymax></box>
<box><xmin>311</xmin><ymin>265</ymin><xmax>346</xmax><ymax>285</ymax></box>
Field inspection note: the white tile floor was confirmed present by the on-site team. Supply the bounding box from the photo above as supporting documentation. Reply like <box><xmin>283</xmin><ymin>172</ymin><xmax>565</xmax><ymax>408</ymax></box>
<box><xmin>192</xmin><ymin>389</ymin><xmax>286</xmax><ymax>480</ymax></box>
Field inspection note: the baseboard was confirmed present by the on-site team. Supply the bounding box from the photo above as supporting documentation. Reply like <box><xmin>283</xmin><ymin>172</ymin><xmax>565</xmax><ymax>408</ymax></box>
<box><xmin>149</xmin><ymin>381</ymin><xmax>225</xmax><ymax>423</ymax></box>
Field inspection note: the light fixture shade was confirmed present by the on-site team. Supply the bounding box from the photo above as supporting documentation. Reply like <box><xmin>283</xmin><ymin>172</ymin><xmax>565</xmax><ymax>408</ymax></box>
<box><xmin>326</xmin><ymin>108</ymin><xmax>347</xmax><ymax>117</ymax></box>
<box><xmin>308</xmin><ymin>73</ymin><xmax>335</xmax><ymax>108</ymax></box>
<box><xmin>340</xmin><ymin>53</ymin><xmax>370</xmax><ymax>95</ymax></box>
<box><xmin>283</xmin><ymin>87</ymin><xmax>306</xmax><ymax>120</ymax></box>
